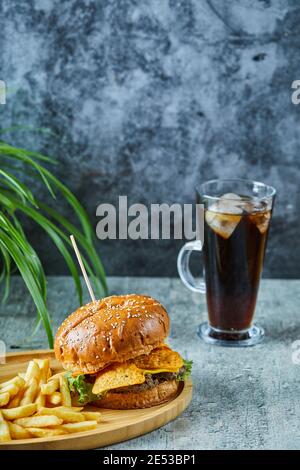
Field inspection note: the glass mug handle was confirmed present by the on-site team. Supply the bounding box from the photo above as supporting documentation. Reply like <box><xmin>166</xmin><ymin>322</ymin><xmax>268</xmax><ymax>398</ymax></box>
<box><xmin>177</xmin><ymin>240</ymin><xmax>206</xmax><ymax>294</ymax></box>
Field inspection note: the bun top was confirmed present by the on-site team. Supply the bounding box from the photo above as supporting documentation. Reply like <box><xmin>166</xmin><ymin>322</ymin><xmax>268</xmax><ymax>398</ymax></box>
<box><xmin>54</xmin><ymin>294</ymin><xmax>170</xmax><ymax>374</ymax></box>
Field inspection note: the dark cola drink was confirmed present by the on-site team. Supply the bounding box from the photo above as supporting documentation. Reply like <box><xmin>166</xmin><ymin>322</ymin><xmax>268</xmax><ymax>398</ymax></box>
<box><xmin>203</xmin><ymin>194</ymin><xmax>272</xmax><ymax>333</ymax></box>
<box><xmin>178</xmin><ymin>180</ymin><xmax>275</xmax><ymax>346</ymax></box>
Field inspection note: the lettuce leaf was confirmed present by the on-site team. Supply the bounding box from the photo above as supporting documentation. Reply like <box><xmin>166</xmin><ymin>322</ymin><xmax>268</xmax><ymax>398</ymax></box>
<box><xmin>176</xmin><ymin>359</ymin><xmax>193</xmax><ymax>382</ymax></box>
<box><xmin>66</xmin><ymin>372</ymin><xmax>104</xmax><ymax>404</ymax></box>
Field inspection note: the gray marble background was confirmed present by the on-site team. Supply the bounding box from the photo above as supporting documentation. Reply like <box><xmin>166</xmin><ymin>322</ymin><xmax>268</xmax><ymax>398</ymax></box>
<box><xmin>0</xmin><ymin>0</ymin><xmax>299</xmax><ymax>277</ymax></box>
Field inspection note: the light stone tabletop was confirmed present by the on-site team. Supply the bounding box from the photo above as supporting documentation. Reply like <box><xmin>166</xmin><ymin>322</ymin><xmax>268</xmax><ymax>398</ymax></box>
<box><xmin>0</xmin><ymin>276</ymin><xmax>299</xmax><ymax>450</ymax></box>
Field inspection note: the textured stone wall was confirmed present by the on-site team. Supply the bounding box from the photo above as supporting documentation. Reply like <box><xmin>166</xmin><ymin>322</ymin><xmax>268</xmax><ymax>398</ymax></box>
<box><xmin>0</xmin><ymin>0</ymin><xmax>299</xmax><ymax>277</ymax></box>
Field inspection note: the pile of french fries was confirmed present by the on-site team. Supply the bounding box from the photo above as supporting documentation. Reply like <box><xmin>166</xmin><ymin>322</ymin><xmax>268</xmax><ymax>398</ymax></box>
<box><xmin>0</xmin><ymin>358</ymin><xmax>101</xmax><ymax>442</ymax></box>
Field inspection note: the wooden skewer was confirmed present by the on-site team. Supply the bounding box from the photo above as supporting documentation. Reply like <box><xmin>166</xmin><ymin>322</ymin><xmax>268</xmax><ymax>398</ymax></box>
<box><xmin>70</xmin><ymin>235</ymin><xmax>96</xmax><ymax>302</ymax></box>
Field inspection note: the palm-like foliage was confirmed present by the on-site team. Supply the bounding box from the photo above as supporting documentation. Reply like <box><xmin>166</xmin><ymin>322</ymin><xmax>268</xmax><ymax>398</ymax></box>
<box><xmin>0</xmin><ymin>140</ymin><xmax>107</xmax><ymax>348</ymax></box>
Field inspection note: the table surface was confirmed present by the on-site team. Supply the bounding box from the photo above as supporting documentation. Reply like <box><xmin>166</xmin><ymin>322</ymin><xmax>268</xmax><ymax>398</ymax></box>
<box><xmin>0</xmin><ymin>276</ymin><xmax>299</xmax><ymax>450</ymax></box>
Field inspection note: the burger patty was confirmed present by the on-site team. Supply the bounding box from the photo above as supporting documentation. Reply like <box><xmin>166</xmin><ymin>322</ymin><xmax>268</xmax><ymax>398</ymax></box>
<box><xmin>112</xmin><ymin>366</ymin><xmax>186</xmax><ymax>394</ymax></box>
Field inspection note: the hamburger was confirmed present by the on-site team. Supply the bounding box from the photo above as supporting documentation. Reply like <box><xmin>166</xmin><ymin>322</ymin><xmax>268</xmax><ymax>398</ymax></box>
<box><xmin>54</xmin><ymin>294</ymin><xmax>192</xmax><ymax>409</ymax></box>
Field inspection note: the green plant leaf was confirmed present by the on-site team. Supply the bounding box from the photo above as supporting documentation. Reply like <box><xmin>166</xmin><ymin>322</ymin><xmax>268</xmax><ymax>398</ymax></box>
<box><xmin>0</xmin><ymin>246</ymin><xmax>11</xmax><ymax>303</ymax></box>
<box><xmin>0</xmin><ymin>169</ymin><xmax>37</xmax><ymax>206</ymax></box>
<box><xmin>0</xmin><ymin>194</ymin><xmax>84</xmax><ymax>306</ymax></box>
<box><xmin>0</xmin><ymin>142</ymin><xmax>56</xmax><ymax>197</ymax></box>
<box><xmin>0</xmin><ymin>138</ymin><xmax>108</xmax><ymax>345</ymax></box>
<box><xmin>9</xmin><ymin>212</ymin><xmax>47</xmax><ymax>302</ymax></box>
<box><xmin>0</xmin><ymin>210</ymin><xmax>47</xmax><ymax>304</ymax></box>
<box><xmin>41</xmin><ymin>170</ymin><xmax>93</xmax><ymax>243</ymax></box>
<box><xmin>0</xmin><ymin>125</ymin><xmax>59</xmax><ymax>139</ymax></box>
<box><xmin>0</xmin><ymin>141</ymin><xmax>56</xmax><ymax>164</ymax></box>
<box><xmin>38</xmin><ymin>201</ymin><xmax>107</xmax><ymax>296</ymax></box>
<box><xmin>0</xmin><ymin>230</ymin><xmax>53</xmax><ymax>347</ymax></box>
<box><xmin>0</xmin><ymin>142</ymin><xmax>101</xmax><ymax>255</ymax></box>
<box><xmin>1</xmin><ymin>188</ymin><xmax>106</xmax><ymax>298</ymax></box>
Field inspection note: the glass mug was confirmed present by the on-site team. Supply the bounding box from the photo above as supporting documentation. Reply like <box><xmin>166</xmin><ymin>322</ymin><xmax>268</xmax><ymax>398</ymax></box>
<box><xmin>177</xmin><ymin>179</ymin><xmax>276</xmax><ymax>346</ymax></box>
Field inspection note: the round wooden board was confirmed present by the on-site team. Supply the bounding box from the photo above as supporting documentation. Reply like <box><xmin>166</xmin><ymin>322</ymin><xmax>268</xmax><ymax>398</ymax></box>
<box><xmin>0</xmin><ymin>350</ymin><xmax>192</xmax><ymax>450</ymax></box>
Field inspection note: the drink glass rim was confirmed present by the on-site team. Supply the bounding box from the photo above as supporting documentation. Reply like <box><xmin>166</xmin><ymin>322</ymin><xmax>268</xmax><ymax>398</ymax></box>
<box><xmin>197</xmin><ymin>178</ymin><xmax>276</xmax><ymax>202</ymax></box>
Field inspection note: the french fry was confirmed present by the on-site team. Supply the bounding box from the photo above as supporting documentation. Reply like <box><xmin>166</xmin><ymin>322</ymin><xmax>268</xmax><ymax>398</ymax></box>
<box><xmin>0</xmin><ymin>411</ymin><xmax>11</xmax><ymax>442</ymax></box>
<box><xmin>41</xmin><ymin>378</ymin><xmax>59</xmax><ymax>395</ymax></box>
<box><xmin>16</xmin><ymin>376</ymin><xmax>25</xmax><ymax>388</ymax></box>
<box><xmin>7</xmin><ymin>387</ymin><xmax>25</xmax><ymax>408</ymax></box>
<box><xmin>82</xmin><ymin>411</ymin><xmax>102</xmax><ymax>422</ymax></box>
<box><xmin>0</xmin><ymin>357</ymin><xmax>102</xmax><ymax>442</ymax></box>
<box><xmin>25</xmin><ymin>361</ymin><xmax>40</xmax><ymax>383</ymax></box>
<box><xmin>57</xmin><ymin>405</ymin><xmax>83</xmax><ymax>412</ymax></box>
<box><xmin>0</xmin><ymin>376</ymin><xmax>23</xmax><ymax>389</ymax></box>
<box><xmin>0</xmin><ymin>383</ymin><xmax>20</xmax><ymax>398</ymax></box>
<box><xmin>60</xmin><ymin>420</ymin><xmax>97</xmax><ymax>433</ymax></box>
<box><xmin>36</xmin><ymin>406</ymin><xmax>84</xmax><ymax>423</ymax></box>
<box><xmin>1</xmin><ymin>376</ymin><xmax>26</xmax><ymax>407</ymax></box>
<box><xmin>0</xmin><ymin>378</ymin><xmax>13</xmax><ymax>389</ymax></box>
<box><xmin>27</xmin><ymin>427</ymin><xmax>65</xmax><ymax>438</ymax></box>
<box><xmin>35</xmin><ymin>359</ymin><xmax>50</xmax><ymax>409</ymax></box>
<box><xmin>8</xmin><ymin>422</ymin><xmax>31</xmax><ymax>439</ymax></box>
<box><xmin>35</xmin><ymin>392</ymin><xmax>46</xmax><ymax>410</ymax></box>
<box><xmin>14</xmin><ymin>415</ymin><xmax>63</xmax><ymax>428</ymax></box>
<box><xmin>35</xmin><ymin>359</ymin><xmax>50</xmax><ymax>380</ymax></box>
<box><xmin>20</xmin><ymin>378</ymin><xmax>38</xmax><ymax>405</ymax></box>
<box><xmin>49</xmin><ymin>372</ymin><xmax>64</xmax><ymax>381</ymax></box>
<box><xmin>0</xmin><ymin>392</ymin><xmax>10</xmax><ymax>407</ymax></box>
<box><xmin>0</xmin><ymin>375</ymin><xmax>25</xmax><ymax>397</ymax></box>
<box><xmin>47</xmin><ymin>391</ymin><xmax>62</xmax><ymax>406</ymax></box>
<box><xmin>59</xmin><ymin>375</ymin><xmax>72</xmax><ymax>407</ymax></box>
<box><xmin>2</xmin><ymin>403</ymin><xmax>37</xmax><ymax>420</ymax></box>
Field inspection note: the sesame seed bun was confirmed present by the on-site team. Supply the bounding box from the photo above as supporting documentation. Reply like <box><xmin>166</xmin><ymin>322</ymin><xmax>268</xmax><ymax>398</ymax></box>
<box><xmin>93</xmin><ymin>379</ymin><xmax>180</xmax><ymax>409</ymax></box>
<box><xmin>54</xmin><ymin>294</ymin><xmax>170</xmax><ymax>375</ymax></box>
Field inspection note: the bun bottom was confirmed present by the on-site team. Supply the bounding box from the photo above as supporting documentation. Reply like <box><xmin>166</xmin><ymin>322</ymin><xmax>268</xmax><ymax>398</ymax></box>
<box><xmin>93</xmin><ymin>380</ymin><xmax>180</xmax><ymax>409</ymax></box>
